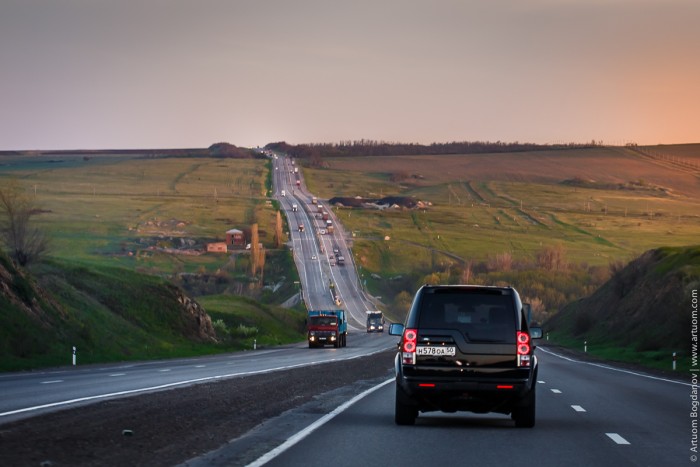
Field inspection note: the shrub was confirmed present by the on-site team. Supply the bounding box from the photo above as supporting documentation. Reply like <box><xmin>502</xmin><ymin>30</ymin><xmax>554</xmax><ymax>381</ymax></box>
<box><xmin>212</xmin><ymin>319</ymin><xmax>228</xmax><ymax>337</ymax></box>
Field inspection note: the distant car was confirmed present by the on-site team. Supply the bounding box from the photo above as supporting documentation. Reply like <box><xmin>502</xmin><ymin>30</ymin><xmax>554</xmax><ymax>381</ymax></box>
<box><xmin>311</xmin><ymin>255</ymin><xmax>317</xmax><ymax>260</ymax></box>
<box><xmin>319</xmin><ymin>229</ymin><xmax>326</xmax><ymax>235</ymax></box>
<box><xmin>281</xmin><ymin>190</ymin><xmax>286</xmax><ymax>196</ymax></box>
<box><xmin>389</xmin><ymin>284</ymin><xmax>542</xmax><ymax>427</ymax></box>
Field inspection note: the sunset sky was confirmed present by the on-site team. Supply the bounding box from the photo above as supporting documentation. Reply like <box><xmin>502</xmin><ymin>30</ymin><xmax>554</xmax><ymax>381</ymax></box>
<box><xmin>1</xmin><ymin>0</ymin><xmax>698</xmax><ymax>150</ymax></box>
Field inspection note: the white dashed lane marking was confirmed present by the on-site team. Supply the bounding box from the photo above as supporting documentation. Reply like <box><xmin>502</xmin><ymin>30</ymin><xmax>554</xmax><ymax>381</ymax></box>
<box><xmin>606</xmin><ymin>433</ymin><xmax>631</xmax><ymax>445</ymax></box>
<box><xmin>109</xmin><ymin>373</ymin><xmax>126</xmax><ymax>377</ymax></box>
<box><xmin>40</xmin><ymin>380</ymin><xmax>63</xmax><ymax>384</ymax></box>
<box><xmin>551</xmin><ymin>389</ymin><xmax>562</xmax><ymax>394</ymax></box>
<box><xmin>571</xmin><ymin>405</ymin><xmax>586</xmax><ymax>412</ymax></box>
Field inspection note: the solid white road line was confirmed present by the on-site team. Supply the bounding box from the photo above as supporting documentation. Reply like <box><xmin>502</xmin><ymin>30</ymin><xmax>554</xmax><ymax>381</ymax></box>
<box><xmin>606</xmin><ymin>433</ymin><xmax>631</xmax><ymax>445</ymax></box>
<box><xmin>539</xmin><ymin>347</ymin><xmax>689</xmax><ymax>386</ymax></box>
<box><xmin>246</xmin><ymin>378</ymin><xmax>394</xmax><ymax>467</ymax></box>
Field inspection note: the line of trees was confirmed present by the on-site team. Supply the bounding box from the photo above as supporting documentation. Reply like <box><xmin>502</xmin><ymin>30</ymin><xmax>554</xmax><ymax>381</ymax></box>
<box><xmin>265</xmin><ymin>139</ymin><xmax>602</xmax><ymax>163</ymax></box>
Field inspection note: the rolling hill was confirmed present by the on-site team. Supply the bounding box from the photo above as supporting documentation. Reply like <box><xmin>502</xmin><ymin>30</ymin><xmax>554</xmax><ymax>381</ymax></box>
<box><xmin>545</xmin><ymin>245</ymin><xmax>700</xmax><ymax>368</ymax></box>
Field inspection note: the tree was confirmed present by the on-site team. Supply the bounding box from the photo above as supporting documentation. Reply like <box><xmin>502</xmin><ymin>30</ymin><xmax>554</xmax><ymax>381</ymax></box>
<box><xmin>274</xmin><ymin>211</ymin><xmax>283</xmax><ymax>248</ymax></box>
<box><xmin>0</xmin><ymin>182</ymin><xmax>49</xmax><ymax>266</ymax></box>
<box><xmin>250</xmin><ymin>223</ymin><xmax>260</xmax><ymax>275</ymax></box>
<box><xmin>536</xmin><ymin>244</ymin><xmax>568</xmax><ymax>272</ymax></box>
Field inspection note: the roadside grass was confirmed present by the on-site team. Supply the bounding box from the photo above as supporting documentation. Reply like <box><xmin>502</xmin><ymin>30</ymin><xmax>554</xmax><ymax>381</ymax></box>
<box><xmin>544</xmin><ymin>331</ymin><xmax>690</xmax><ymax>373</ymax></box>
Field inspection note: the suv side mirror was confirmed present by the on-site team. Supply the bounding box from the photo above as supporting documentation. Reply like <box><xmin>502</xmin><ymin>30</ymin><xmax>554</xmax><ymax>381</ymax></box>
<box><xmin>530</xmin><ymin>327</ymin><xmax>543</xmax><ymax>339</ymax></box>
<box><xmin>389</xmin><ymin>323</ymin><xmax>405</xmax><ymax>336</ymax></box>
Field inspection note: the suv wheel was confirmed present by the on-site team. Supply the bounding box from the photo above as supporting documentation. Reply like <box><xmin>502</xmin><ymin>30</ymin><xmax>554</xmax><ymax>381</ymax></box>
<box><xmin>512</xmin><ymin>385</ymin><xmax>536</xmax><ymax>428</ymax></box>
<box><xmin>395</xmin><ymin>384</ymin><xmax>418</xmax><ymax>425</ymax></box>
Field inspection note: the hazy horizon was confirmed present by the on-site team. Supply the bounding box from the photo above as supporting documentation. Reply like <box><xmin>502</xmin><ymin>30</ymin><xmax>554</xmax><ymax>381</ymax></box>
<box><xmin>1</xmin><ymin>0</ymin><xmax>698</xmax><ymax>151</ymax></box>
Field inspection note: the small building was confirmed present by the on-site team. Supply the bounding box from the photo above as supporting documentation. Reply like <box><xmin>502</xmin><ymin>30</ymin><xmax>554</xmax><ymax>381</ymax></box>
<box><xmin>226</xmin><ymin>229</ymin><xmax>246</xmax><ymax>248</ymax></box>
<box><xmin>206</xmin><ymin>242</ymin><xmax>228</xmax><ymax>253</ymax></box>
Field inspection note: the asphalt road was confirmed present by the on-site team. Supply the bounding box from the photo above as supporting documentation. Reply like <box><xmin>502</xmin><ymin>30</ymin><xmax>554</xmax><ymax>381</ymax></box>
<box><xmin>272</xmin><ymin>153</ymin><xmax>379</xmax><ymax>330</ymax></box>
<box><xmin>0</xmin><ymin>332</ymin><xmax>396</xmax><ymax>425</ymax></box>
<box><xmin>239</xmin><ymin>346</ymin><xmax>691</xmax><ymax>467</ymax></box>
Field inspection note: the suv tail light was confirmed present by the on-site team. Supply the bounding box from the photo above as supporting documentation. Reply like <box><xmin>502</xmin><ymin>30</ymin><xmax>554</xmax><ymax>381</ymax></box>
<box><xmin>517</xmin><ymin>331</ymin><xmax>531</xmax><ymax>367</ymax></box>
<box><xmin>402</xmin><ymin>328</ymin><xmax>418</xmax><ymax>365</ymax></box>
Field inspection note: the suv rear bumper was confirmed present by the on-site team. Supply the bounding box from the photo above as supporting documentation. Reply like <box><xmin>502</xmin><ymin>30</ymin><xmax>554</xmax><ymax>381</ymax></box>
<box><xmin>396</xmin><ymin>356</ymin><xmax>537</xmax><ymax>414</ymax></box>
<box><xmin>398</xmin><ymin>376</ymin><xmax>534</xmax><ymax>414</ymax></box>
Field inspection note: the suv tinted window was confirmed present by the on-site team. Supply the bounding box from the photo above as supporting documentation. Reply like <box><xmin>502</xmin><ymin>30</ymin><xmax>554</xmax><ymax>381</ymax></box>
<box><xmin>417</xmin><ymin>290</ymin><xmax>516</xmax><ymax>343</ymax></box>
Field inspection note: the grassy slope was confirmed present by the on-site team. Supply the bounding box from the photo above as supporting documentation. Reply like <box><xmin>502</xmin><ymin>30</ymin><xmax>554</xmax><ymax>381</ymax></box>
<box><xmin>198</xmin><ymin>294</ymin><xmax>306</xmax><ymax>349</ymax></box>
<box><xmin>544</xmin><ymin>245</ymin><xmax>700</xmax><ymax>370</ymax></box>
<box><xmin>0</xmin><ymin>255</ymin><xmax>306</xmax><ymax>371</ymax></box>
<box><xmin>0</xmin><ymin>256</ymin><xmax>197</xmax><ymax>371</ymax></box>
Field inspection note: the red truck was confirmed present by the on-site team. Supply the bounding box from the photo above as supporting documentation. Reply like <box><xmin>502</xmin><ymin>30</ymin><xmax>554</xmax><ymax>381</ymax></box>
<box><xmin>306</xmin><ymin>310</ymin><xmax>347</xmax><ymax>348</ymax></box>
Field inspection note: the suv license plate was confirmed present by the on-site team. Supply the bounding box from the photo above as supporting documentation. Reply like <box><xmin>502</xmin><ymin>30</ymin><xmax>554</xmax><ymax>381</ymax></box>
<box><xmin>417</xmin><ymin>346</ymin><xmax>456</xmax><ymax>356</ymax></box>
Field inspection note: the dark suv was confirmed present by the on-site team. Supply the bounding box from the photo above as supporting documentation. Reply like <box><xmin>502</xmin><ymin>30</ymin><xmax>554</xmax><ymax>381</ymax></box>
<box><xmin>389</xmin><ymin>285</ymin><xmax>542</xmax><ymax>427</ymax></box>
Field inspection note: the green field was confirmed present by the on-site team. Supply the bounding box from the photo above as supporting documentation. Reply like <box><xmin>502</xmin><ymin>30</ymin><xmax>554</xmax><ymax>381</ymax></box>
<box><xmin>301</xmin><ymin>145</ymin><xmax>700</xmax><ymax>327</ymax></box>
<box><xmin>305</xmin><ymin>146</ymin><xmax>700</xmax><ymax>265</ymax></box>
<box><xmin>1</xmin><ymin>153</ymin><xmax>277</xmax><ymax>270</ymax></box>
<box><xmin>5</xmin><ymin>146</ymin><xmax>697</xmax><ymax>293</ymax></box>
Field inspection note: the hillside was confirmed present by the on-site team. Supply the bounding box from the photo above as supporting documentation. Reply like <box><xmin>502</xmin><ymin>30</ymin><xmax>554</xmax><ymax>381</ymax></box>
<box><xmin>0</xmin><ymin>252</ymin><xmax>218</xmax><ymax>371</ymax></box>
<box><xmin>545</xmin><ymin>245</ymin><xmax>700</xmax><ymax>365</ymax></box>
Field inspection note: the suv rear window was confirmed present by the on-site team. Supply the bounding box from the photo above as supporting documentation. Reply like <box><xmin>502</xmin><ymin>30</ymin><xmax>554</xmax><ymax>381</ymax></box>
<box><xmin>417</xmin><ymin>290</ymin><xmax>516</xmax><ymax>343</ymax></box>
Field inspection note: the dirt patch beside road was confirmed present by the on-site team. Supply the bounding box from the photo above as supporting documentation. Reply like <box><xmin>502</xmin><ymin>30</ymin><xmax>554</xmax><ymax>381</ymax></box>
<box><xmin>0</xmin><ymin>351</ymin><xmax>395</xmax><ymax>467</ymax></box>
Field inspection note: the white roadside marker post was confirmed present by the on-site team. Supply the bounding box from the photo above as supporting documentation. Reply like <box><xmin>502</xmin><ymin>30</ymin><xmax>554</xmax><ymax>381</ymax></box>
<box><xmin>72</xmin><ymin>346</ymin><xmax>76</xmax><ymax>366</ymax></box>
